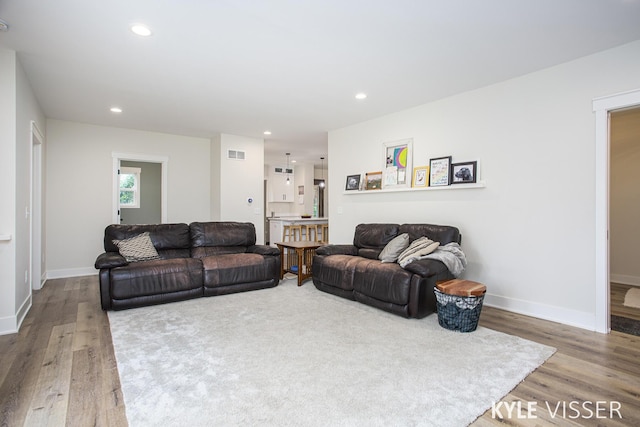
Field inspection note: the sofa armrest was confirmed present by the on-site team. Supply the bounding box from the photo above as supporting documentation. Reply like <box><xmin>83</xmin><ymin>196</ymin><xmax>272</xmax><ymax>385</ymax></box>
<box><xmin>95</xmin><ymin>252</ymin><xmax>128</xmax><ymax>269</ymax></box>
<box><xmin>316</xmin><ymin>244</ymin><xmax>359</xmax><ymax>256</ymax></box>
<box><xmin>247</xmin><ymin>245</ymin><xmax>280</xmax><ymax>256</ymax></box>
<box><xmin>402</xmin><ymin>258</ymin><xmax>448</xmax><ymax>278</ymax></box>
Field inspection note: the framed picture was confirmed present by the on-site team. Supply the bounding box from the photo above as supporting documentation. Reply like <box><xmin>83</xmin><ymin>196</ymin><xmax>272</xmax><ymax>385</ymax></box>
<box><xmin>345</xmin><ymin>174</ymin><xmax>361</xmax><ymax>191</ymax></box>
<box><xmin>429</xmin><ymin>156</ymin><xmax>452</xmax><ymax>187</ymax></box>
<box><xmin>412</xmin><ymin>166</ymin><xmax>429</xmax><ymax>188</ymax></box>
<box><xmin>383</xmin><ymin>138</ymin><xmax>413</xmax><ymax>189</ymax></box>
<box><xmin>365</xmin><ymin>171</ymin><xmax>383</xmax><ymax>190</ymax></box>
<box><xmin>451</xmin><ymin>161</ymin><xmax>478</xmax><ymax>184</ymax></box>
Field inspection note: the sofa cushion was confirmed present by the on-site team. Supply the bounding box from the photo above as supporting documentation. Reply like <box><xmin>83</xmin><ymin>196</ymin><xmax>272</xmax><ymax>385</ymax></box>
<box><xmin>190</xmin><ymin>222</ymin><xmax>256</xmax><ymax>249</ymax></box>
<box><xmin>378</xmin><ymin>233</ymin><xmax>410</xmax><ymax>263</ymax></box>
<box><xmin>399</xmin><ymin>224</ymin><xmax>461</xmax><ymax>246</ymax></box>
<box><xmin>312</xmin><ymin>254</ymin><xmax>362</xmax><ymax>291</ymax></box>
<box><xmin>110</xmin><ymin>258</ymin><xmax>203</xmax><ymax>300</ymax></box>
<box><xmin>353</xmin><ymin>223</ymin><xmax>400</xmax><ymax>249</ymax></box>
<box><xmin>112</xmin><ymin>232</ymin><xmax>161</xmax><ymax>262</ymax></box>
<box><xmin>201</xmin><ymin>253</ymin><xmax>271</xmax><ymax>287</ymax></box>
<box><xmin>104</xmin><ymin>223</ymin><xmax>191</xmax><ymax>253</ymax></box>
<box><xmin>353</xmin><ymin>259</ymin><xmax>413</xmax><ymax>305</ymax></box>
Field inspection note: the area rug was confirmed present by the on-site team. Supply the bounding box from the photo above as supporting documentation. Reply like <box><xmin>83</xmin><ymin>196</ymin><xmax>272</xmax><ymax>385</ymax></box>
<box><xmin>611</xmin><ymin>315</ymin><xmax>640</xmax><ymax>337</ymax></box>
<box><xmin>623</xmin><ymin>287</ymin><xmax>640</xmax><ymax>309</ymax></box>
<box><xmin>108</xmin><ymin>279</ymin><xmax>555</xmax><ymax>427</ymax></box>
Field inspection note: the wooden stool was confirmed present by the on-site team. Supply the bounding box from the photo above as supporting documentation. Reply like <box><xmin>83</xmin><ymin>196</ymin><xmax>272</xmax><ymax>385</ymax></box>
<box><xmin>305</xmin><ymin>224</ymin><xmax>317</xmax><ymax>241</ymax></box>
<box><xmin>283</xmin><ymin>225</ymin><xmax>303</xmax><ymax>242</ymax></box>
<box><xmin>436</xmin><ymin>279</ymin><xmax>486</xmax><ymax>296</ymax></box>
<box><xmin>318</xmin><ymin>224</ymin><xmax>329</xmax><ymax>243</ymax></box>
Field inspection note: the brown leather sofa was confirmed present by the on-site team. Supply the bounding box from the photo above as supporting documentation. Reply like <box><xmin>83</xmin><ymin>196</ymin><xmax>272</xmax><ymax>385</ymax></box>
<box><xmin>312</xmin><ymin>223</ymin><xmax>461</xmax><ymax>318</ymax></box>
<box><xmin>95</xmin><ymin>222</ymin><xmax>280</xmax><ymax>310</ymax></box>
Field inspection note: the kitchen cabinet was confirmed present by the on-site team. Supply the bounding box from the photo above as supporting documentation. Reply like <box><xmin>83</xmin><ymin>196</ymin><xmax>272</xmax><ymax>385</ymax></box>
<box><xmin>268</xmin><ymin>166</ymin><xmax>294</xmax><ymax>202</ymax></box>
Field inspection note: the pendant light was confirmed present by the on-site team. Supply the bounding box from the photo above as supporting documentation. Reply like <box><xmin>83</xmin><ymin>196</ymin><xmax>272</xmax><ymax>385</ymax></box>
<box><xmin>319</xmin><ymin>157</ymin><xmax>325</xmax><ymax>188</ymax></box>
<box><xmin>285</xmin><ymin>153</ymin><xmax>291</xmax><ymax>185</ymax></box>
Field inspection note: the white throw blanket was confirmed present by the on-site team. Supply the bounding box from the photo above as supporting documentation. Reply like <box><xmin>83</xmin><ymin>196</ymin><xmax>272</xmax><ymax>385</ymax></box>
<box><xmin>421</xmin><ymin>242</ymin><xmax>467</xmax><ymax>277</ymax></box>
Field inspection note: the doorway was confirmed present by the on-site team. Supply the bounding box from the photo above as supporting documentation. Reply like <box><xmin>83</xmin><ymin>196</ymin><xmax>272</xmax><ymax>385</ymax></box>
<box><xmin>593</xmin><ymin>88</ymin><xmax>640</xmax><ymax>333</ymax></box>
<box><xmin>609</xmin><ymin>107</ymin><xmax>640</xmax><ymax>334</ymax></box>
<box><xmin>112</xmin><ymin>152</ymin><xmax>168</xmax><ymax>224</ymax></box>
<box><xmin>30</xmin><ymin>121</ymin><xmax>44</xmax><ymax>290</ymax></box>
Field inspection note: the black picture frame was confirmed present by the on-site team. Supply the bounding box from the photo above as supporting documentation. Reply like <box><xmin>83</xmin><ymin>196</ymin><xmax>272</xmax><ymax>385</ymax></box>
<box><xmin>451</xmin><ymin>161</ymin><xmax>478</xmax><ymax>184</ymax></box>
<box><xmin>429</xmin><ymin>156</ymin><xmax>452</xmax><ymax>187</ymax></box>
<box><xmin>345</xmin><ymin>174</ymin><xmax>361</xmax><ymax>191</ymax></box>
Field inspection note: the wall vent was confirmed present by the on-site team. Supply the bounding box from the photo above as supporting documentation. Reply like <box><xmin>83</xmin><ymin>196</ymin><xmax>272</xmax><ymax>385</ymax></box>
<box><xmin>227</xmin><ymin>149</ymin><xmax>246</xmax><ymax>160</ymax></box>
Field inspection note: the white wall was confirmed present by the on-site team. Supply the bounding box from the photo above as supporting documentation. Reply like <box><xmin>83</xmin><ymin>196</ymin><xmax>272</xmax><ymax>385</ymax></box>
<box><xmin>0</xmin><ymin>49</ymin><xmax>46</xmax><ymax>335</ymax></box>
<box><xmin>215</xmin><ymin>134</ymin><xmax>265</xmax><ymax>244</ymax></box>
<box><xmin>46</xmin><ymin>120</ymin><xmax>211</xmax><ymax>277</ymax></box>
<box><xmin>0</xmin><ymin>48</ymin><xmax>18</xmax><ymax>334</ymax></box>
<box><xmin>328</xmin><ymin>40</ymin><xmax>640</xmax><ymax>331</ymax></box>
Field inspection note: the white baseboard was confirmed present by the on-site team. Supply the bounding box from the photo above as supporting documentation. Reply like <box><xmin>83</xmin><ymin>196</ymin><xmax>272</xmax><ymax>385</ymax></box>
<box><xmin>484</xmin><ymin>293</ymin><xmax>596</xmax><ymax>332</ymax></box>
<box><xmin>0</xmin><ymin>294</ymin><xmax>33</xmax><ymax>336</ymax></box>
<box><xmin>610</xmin><ymin>274</ymin><xmax>640</xmax><ymax>287</ymax></box>
<box><xmin>47</xmin><ymin>267</ymin><xmax>97</xmax><ymax>280</ymax></box>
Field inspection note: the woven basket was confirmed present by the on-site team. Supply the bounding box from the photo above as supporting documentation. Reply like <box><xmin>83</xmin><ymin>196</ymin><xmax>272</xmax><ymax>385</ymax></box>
<box><xmin>434</xmin><ymin>288</ymin><xmax>484</xmax><ymax>332</ymax></box>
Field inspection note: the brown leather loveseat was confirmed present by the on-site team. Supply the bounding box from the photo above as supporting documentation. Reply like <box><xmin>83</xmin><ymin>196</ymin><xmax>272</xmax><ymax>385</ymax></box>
<box><xmin>312</xmin><ymin>223</ymin><xmax>462</xmax><ymax>318</ymax></box>
<box><xmin>95</xmin><ymin>222</ymin><xmax>280</xmax><ymax>310</ymax></box>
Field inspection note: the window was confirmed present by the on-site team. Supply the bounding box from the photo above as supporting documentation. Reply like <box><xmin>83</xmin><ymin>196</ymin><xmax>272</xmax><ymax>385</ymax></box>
<box><xmin>120</xmin><ymin>167</ymin><xmax>141</xmax><ymax>208</ymax></box>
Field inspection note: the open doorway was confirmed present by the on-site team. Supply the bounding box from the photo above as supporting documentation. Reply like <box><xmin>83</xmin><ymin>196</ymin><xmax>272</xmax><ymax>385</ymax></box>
<box><xmin>609</xmin><ymin>107</ymin><xmax>640</xmax><ymax>335</ymax></box>
<box><xmin>30</xmin><ymin>121</ymin><xmax>44</xmax><ymax>290</ymax></box>
<box><xmin>593</xmin><ymin>88</ymin><xmax>640</xmax><ymax>334</ymax></box>
<box><xmin>112</xmin><ymin>152</ymin><xmax>168</xmax><ymax>224</ymax></box>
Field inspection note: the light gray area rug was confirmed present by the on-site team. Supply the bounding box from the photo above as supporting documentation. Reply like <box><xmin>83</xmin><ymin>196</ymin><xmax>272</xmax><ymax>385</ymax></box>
<box><xmin>108</xmin><ymin>278</ymin><xmax>555</xmax><ymax>427</ymax></box>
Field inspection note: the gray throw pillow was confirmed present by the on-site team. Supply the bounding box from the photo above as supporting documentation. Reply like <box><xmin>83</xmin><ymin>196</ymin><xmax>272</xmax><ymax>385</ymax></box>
<box><xmin>113</xmin><ymin>232</ymin><xmax>161</xmax><ymax>262</ymax></box>
<box><xmin>378</xmin><ymin>233</ymin><xmax>410</xmax><ymax>263</ymax></box>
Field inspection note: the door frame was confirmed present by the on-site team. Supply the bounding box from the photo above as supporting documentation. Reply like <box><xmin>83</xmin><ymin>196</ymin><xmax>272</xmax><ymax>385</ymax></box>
<box><xmin>30</xmin><ymin>121</ymin><xmax>44</xmax><ymax>290</ymax></box>
<box><xmin>112</xmin><ymin>152</ymin><xmax>168</xmax><ymax>224</ymax></box>
<box><xmin>593</xmin><ymin>88</ymin><xmax>640</xmax><ymax>333</ymax></box>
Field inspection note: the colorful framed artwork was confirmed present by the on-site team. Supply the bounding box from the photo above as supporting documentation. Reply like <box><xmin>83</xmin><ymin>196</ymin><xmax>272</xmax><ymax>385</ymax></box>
<box><xmin>412</xmin><ymin>166</ymin><xmax>429</xmax><ymax>188</ymax></box>
<box><xmin>383</xmin><ymin>138</ymin><xmax>413</xmax><ymax>189</ymax></box>
<box><xmin>429</xmin><ymin>156</ymin><xmax>452</xmax><ymax>187</ymax></box>
<box><xmin>365</xmin><ymin>171</ymin><xmax>383</xmax><ymax>190</ymax></box>
<box><xmin>451</xmin><ymin>161</ymin><xmax>477</xmax><ymax>184</ymax></box>
<box><xmin>345</xmin><ymin>174</ymin><xmax>361</xmax><ymax>191</ymax></box>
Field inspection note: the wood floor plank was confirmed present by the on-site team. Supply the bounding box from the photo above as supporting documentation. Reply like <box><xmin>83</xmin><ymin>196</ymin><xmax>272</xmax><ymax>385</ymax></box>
<box><xmin>23</xmin><ymin>323</ymin><xmax>75</xmax><ymax>427</ymax></box>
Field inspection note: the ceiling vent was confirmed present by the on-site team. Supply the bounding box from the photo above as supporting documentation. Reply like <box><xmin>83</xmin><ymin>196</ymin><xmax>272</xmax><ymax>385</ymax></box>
<box><xmin>227</xmin><ymin>149</ymin><xmax>246</xmax><ymax>160</ymax></box>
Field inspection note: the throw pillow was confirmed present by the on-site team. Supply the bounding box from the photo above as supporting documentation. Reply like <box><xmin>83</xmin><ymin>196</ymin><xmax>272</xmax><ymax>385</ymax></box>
<box><xmin>378</xmin><ymin>233</ymin><xmax>410</xmax><ymax>263</ymax></box>
<box><xmin>113</xmin><ymin>232</ymin><xmax>161</xmax><ymax>262</ymax></box>
<box><xmin>397</xmin><ymin>236</ymin><xmax>440</xmax><ymax>268</ymax></box>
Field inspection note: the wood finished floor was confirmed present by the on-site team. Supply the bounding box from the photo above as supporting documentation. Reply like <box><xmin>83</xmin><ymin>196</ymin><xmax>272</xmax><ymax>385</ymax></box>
<box><xmin>0</xmin><ymin>276</ymin><xmax>638</xmax><ymax>426</ymax></box>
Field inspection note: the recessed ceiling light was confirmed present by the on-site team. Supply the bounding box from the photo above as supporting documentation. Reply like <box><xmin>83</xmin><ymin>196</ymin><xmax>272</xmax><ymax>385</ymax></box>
<box><xmin>131</xmin><ymin>24</ymin><xmax>152</xmax><ymax>37</ymax></box>
<box><xmin>110</xmin><ymin>107</ymin><xmax>123</xmax><ymax>113</ymax></box>
<box><xmin>264</xmin><ymin>131</ymin><xmax>272</xmax><ymax>135</ymax></box>
<box><xmin>355</xmin><ymin>93</ymin><xmax>367</xmax><ymax>100</ymax></box>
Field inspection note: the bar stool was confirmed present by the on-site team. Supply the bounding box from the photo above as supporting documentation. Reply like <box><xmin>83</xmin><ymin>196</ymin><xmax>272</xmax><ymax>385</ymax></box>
<box><xmin>319</xmin><ymin>224</ymin><xmax>329</xmax><ymax>243</ymax></box>
<box><xmin>283</xmin><ymin>224</ymin><xmax>303</xmax><ymax>241</ymax></box>
<box><xmin>305</xmin><ymin>224</ymin><xmax>317</xmax><ymax>241</ymax></box>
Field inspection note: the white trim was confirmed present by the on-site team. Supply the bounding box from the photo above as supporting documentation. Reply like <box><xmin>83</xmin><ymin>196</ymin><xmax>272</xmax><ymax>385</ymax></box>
<box><xmin>112</xmin><ymin>152</ymin><xmax>168</xmax><ymax>224</ymax></box>
<box><xmin>484</xmin><ymin>294</ymin><xmax>596</xmax><ymax>332</ymax></box>
<box><xmin>610</xmin><ymin>274</ymin><xmax>640</xmax><ymax>287</ymax></box>
<box><xmin>46</xmin><ymin>267</ymin><xmax>97</xmax><ymax>279</ymax></box>
<box><xmin>30</xmin><ymin>121</ymin><xmax>44</xmax><ymax>292</ymax></box>
<box><xmin>593</xmin><ymin>87</ymin><xmax>640</xmax><ymax>334</ymax></box>
<box><xmin>0</xmin><ymin>316</ymin><xmax>18</xmax><ymax>336</ymax></box>
<box><xmin>16</xmin><ymin>294</ymin><xmax>32</xmax><ymax>331</ymax></box>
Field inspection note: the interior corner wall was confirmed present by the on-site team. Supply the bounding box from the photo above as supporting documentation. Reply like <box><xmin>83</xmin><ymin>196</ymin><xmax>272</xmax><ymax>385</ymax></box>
<box><xmin>0</xmin><ymin>48</ymin><xmax>46</xmax><ymax>335</ymax></box>
<box><xmin>45</xmin><ymin>120</ymin><xmax>211</xmax><ymax>278</ymax></box>
<box><xmin>327</xmin><ymin>39</ymin><xmax>640</xmax><ymax>331</ymax></box>
<box><xmin>216</xmin><ymin>134</ymin><xmax>265</xmax><ymax>244</ymax></box>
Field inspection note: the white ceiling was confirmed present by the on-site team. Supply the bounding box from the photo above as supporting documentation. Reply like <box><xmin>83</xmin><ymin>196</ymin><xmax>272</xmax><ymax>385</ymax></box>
<box><xmin>2</xmin><ymin>0</ymin><xmax>640</xmax><ymax>167</ymax></box>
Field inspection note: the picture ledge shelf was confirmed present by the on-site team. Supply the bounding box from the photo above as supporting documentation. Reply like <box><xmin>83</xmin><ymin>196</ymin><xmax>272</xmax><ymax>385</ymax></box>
<box><xmin>343</xmin><ymin>181</ymin><xmax>486</xmax><ymax>195</ymax></box>
<box><xmin>0</xmin><ymin>234</ymin><xmax>12</xmax><ymax>241</ymax></box>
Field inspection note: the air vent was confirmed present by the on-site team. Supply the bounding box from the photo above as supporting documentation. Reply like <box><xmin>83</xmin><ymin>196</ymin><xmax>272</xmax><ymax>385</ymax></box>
<box><xmin>227</xmin><ymin>149</ymin><xmax>246</xmax><ymax>160</ymax></box>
